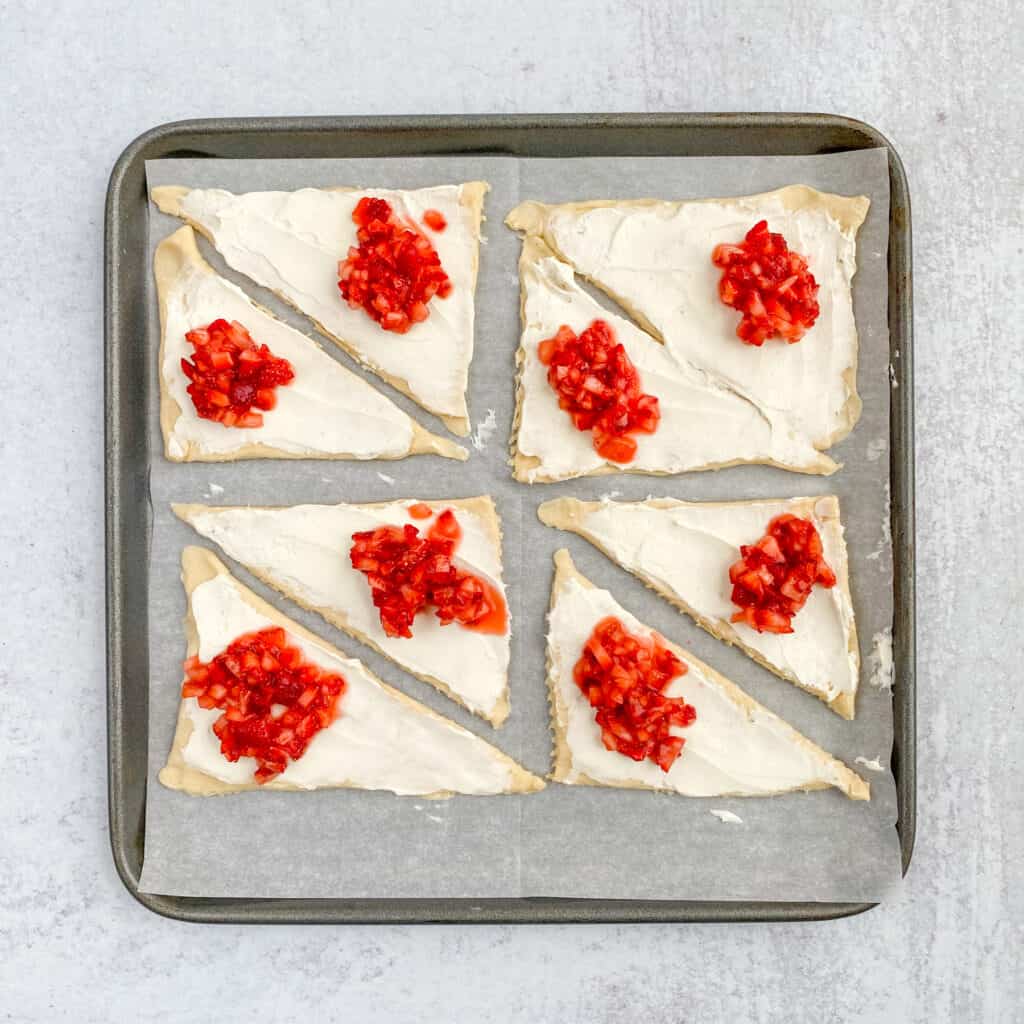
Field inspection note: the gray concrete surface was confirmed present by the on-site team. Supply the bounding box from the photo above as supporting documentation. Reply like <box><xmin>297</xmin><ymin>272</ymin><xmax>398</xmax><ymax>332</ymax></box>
<box><xmin>1</xmin><ymin>1</ymin><xmax>1020</xmax><ymax>1020</ymax></box>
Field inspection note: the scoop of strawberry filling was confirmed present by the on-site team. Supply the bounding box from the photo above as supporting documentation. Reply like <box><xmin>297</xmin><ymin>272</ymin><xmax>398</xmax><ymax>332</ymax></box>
<box><xmin>181</xmin><ymin>318</ymin><xmax>294</xmax><ymax>428</ymax></box>
<box><xmin>574</xmin><ymin>616</ymin><xmax>696</xmax><ymax>772</ymax></box>
<box><xmin>728</xmin><ymin>514</ymin><xmax>837</xmax><ymax>634</ymax></box>
<box><xmin>337</xmin><ymin>196</ymin><xmax>453</xmax><ymax>334</ymax></box>
<box><xmin>538</xmin><ymin>319</ymin><xmax>660</xmax><ymax>463</ymax></box>
<box><xmin>349</xmin><ymin>508</ymin><xmax>507</xmax><ymax>639</ymax></box>
<box><xmin>712</xmin><ymin>220</ymin><xmax>820</xmax><ymax>346</ymax></box>
<box><xmin>181</xmin><ymin>626</ymin><xmax>346</xmax><ymax>783</ymax></box>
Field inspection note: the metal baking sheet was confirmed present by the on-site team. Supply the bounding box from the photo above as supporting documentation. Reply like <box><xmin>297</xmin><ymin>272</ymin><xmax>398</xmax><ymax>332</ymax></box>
<box><xmin>108</xmin><ymin>116</ymin><xmax>917</xmax><ymax>925</ymax></box>
<box><xmin>140</xmin><ymin>151</ymin><xmax>892</xmax><ymax>902</ymax></box>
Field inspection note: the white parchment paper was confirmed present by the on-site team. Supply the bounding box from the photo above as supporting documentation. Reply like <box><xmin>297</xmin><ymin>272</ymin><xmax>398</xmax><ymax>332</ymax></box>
<box><xmin>138</xmin><ymin>148</ymin><xmax>901</xmax><ymax>902</ymax></box>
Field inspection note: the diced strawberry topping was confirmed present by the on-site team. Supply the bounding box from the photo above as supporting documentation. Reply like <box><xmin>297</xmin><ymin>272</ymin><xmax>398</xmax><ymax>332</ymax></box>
<box><xmin>181</xmin><ymin>319</ymin><xmax>294</xmax><ymax>428</ymax></box>
<box><xmin>349</xmin><ymin>508</ymin><xmax>507</xmax><ymax>639</ymax></box>
<box><xmin>573</xmin><ymin>616</ymin><xmax>695</xmax><ymax>772</ymax></box>
<box><xmin>408</xmin><ymin>503</ymin><xmax>433</xmax><ymax>520</ymax></box>
<box><xmin>427</xmin><ymin>508</ymin><xmax>461</xmax><ymax>542</ymax></box>
<box><xmin>537</xmin><ymin>319</ymin><xmax>660</xmax><ymax>463</ymax></box>
<box><xmin>422</xmin><ymin>208</ymin><xmax>447</xmax><ymax>232</ymax></box>
<box><xmin>337</xmin><ymin>196</ymin><xmax>452</xmax><ymax>334</ymax></box>
<box><xmin>728</xmin><ymin>514</ymin><xmax>837</xmax><ymax>634</ymax></box>
<box><xmin>712</xmin><ymin>220</ymin><xmax>820</xmax><ymax>346</ymax></box>
<box><xmin>182</xmin><ymin>627</ymin><xmax>345</xmax><ymax>783</ymax></box>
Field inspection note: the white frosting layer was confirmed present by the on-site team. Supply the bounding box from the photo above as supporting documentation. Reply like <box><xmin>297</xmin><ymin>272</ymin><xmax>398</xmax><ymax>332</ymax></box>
<box><xmin>549</xmin><ymin>576</ymin><xmax>848</xmax><ymax>795</ymax></box>
<box><xmin>182</xmin><ymin>500</ymin><xmax>509</xmax><ymax>718</ymax></box>
<box><xmin>517</xmin><ymin>255</ymin><xmax>829</xmax><ymax>479</ymax></box>
<box><xmin>564</xmin><ymin>498</ymin><xmax>858</xmax><ymax>701</ymax></box>
<box><xmin>181</xmin><ymin>574</ymin><xmax>513</xmax><ymax>794</ymax></box>
<box><xmin>162</xmin><ymin>259</ymin><xmax>416</xmax><ymax>458</ymax></box>
<box><xmin>176</xmin><ymin>185</ymin><xmax>478</xmax><ymax>422</ymax></box>
<box><xmin>542</xmin><ymin>194</ymin><xmax>860</xmax><ymax>449</ymax></box>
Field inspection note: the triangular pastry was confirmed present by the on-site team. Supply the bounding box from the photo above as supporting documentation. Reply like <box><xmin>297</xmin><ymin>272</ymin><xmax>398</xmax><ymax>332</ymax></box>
<box><xmin>509</xmin><ymin>237</ymin><xmax>835</xmax><ymax>481</ymax></box>
<box><xmin>508</xmin><ymin>186</ymin><xmax>868</xmax><ymax>479</ymax></box>
<box><xmin>155</xmin><ymin>226</ymin><xmax>465</xmax><ymax>463</ymax></box>
<box><xmin>545</xmin><ymin>549</ymin><xmax>867</xmax><ymax>799</ymax></box>
<box><xmin>174</xmin><ymin>497</ymin><xmax>512</xmax><ymax>726</ymax></box>
<box><xmin>539</xmin><ymin>496</ymin><xmax>859</xmax><ymax>718</ymax></box>
<box><xmin>153</xmin><ymin>182</ymin><xmax>488</xmax><ymax>436</ymax></box>
<box><xmin>160</xmin><ymin>547</ymin><xmax>542</xmax><ymax>797</ymax></box>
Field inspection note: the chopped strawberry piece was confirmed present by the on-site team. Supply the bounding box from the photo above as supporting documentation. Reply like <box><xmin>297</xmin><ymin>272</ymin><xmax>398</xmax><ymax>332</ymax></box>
<box><xmin>408</xmin><ymin>503</ymin><xmax>433</xmax><ymax>520</ymax></box>
<box><xmin>573</xmin><ymin>616</ymin><xmax>695</xmax><ymax>772</ymax></box>
<box><xmin>428</xmin><ymin>508</ymin><xmax>461</xmax><ymax>542</ymax></box>
<box><xmin>595</xmin><ymin>433</ymin><xmax>637</xmax><ymax>463</ymax></box>
<box><xmin>349</xmin><ymin>508</ymin><xmax>506</xmax><ymax>639</ymax></box>
<box><xmin>181</xmin><ymin>318</ymin><xmax>294</xmax><ymax>427</ymax></box>
<box><xmin>337</xmin><ymin>196</ymin><xmax>452</xmax><ymax>334</ymax></box>
<box><xmin>712</xmin><ymin>220</ymin><xmax>820</xmax><ymax>346</ymax></box>
<box><xmin>537</xmin><ymin>319</ymin><xmax>660</xmax><ymax>463</ymax></box>
<box><xmin>182</xmin><ymin>627</ymin><xmax>345</xmax><ymax>783</ymax></box>
<box><xmin>728</xmin><ymin>514</ymin><xmax>837</xmax><ymax>634</ymax></box>
<box><xmin>422</xmin><ymin>208</ymin><xmax>447</xmax><ymax>232</ymax></box>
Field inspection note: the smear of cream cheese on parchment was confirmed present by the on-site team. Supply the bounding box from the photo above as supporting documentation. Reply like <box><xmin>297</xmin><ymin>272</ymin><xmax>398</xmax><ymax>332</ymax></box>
<box><xmin>709</xmin><ymin>809</ymin><xmax>744</xmax><ymax>825</ymax></box>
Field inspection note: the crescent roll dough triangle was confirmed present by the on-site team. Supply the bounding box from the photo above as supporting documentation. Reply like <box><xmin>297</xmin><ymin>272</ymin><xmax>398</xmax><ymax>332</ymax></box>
<box><xmin>161</xmin><ymin>547</ymin><xmax>542</xmax><ymax>797</ymax></box>
<box><xmin>509</xmin><ymin>236</ymin><xmax>836</xmax><ymax>482</ymax></box>
<box><xmin>539</xmin><ymin>496</ymin><xmax>859</xmax><ymax>718</ymax></box>
<box><xmin>153</xmin><ymin>181</ymin><xmax>489</xmax><ymax>436</ymax></box>
<box><xmin>155</xmin><ymin>226</ymin><xmax>465</xmax><ymax>463</ymax></box>
<box><xmin>507</xmin><ymin>186</ymin><xmax>868</xmax><ymax>479</ymax></box>
<box><xmin>173</xmin><ymin>497</ymin><xmax>512</xmax><ymax>727</ymax></box>
<box><xmin>545</xmin><ymin>549</ymin><xmax>867</xmax><ymax>800</ymax></box>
